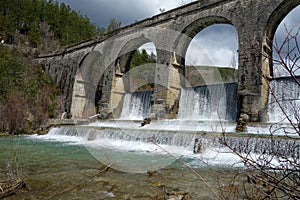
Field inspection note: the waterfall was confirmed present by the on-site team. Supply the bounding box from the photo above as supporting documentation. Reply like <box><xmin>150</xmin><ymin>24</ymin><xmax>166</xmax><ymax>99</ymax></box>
<box><xmin>178</xmin><ymin>82</ymin><xmax>238</xmax><ymax>121</ymax></box>
<box><xmin>268</xmin><ymin>77</ymin><xmax>300</xmax><ymax>122</ymax></box>
<box><xmin>120</xmin><ymin>91</ymin><xmax>153</xmax><ymax>120</ymax></box>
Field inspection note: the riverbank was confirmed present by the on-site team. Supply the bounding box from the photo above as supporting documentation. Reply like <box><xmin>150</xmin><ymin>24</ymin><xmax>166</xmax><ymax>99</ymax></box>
<box><xmin>0</xmin><ymin>132</ymin><xmax>9</xmax><ymax>136</ymax></box>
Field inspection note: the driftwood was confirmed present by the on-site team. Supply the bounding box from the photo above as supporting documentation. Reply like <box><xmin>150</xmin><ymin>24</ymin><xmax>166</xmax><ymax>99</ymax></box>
<box><xmin>0</xmin><ymin>180</ymin><xmax>26</xmax><ymax>199</ymax></box>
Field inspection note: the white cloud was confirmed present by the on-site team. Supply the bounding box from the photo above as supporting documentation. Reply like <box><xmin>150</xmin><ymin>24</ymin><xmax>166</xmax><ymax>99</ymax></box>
<box><xmin>273</xmin><ymin>5</ymin><xmax>300</xmax><ymax>72</ymax></box>
<box><xmin>186</xmin><ymin>24</ymin><xmax>238</xmax><ymax>67</ymax></box>
<box><xmin>186</xmin><ymin>41</ymin><xmax>214</xmax><ymax>66</ymax></box>
<box><xmin>138</xmin><ymin>42</ymin><xmax>156</xmax><ymax>55</ymax></box>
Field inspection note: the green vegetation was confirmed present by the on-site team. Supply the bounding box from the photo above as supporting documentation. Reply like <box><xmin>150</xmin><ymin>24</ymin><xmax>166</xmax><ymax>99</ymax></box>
<box><xmin>106</xmin><ymin>17</ymin><xmax>121</xmax><ymax>34</ymax></box>
<box><xmin>185</xmin><ymin>65</ymin><xmax>238</xmax><ymax>86</ymax></box>
<box><xmin>130</xmin><ymin>49</ymin><xmax>156</xmax><ymax>69</ymax></box>
<box><xmin>0</xmin><ymin>0</ymin><xmax>122</xmax><ymax>135</ymax></box>
<box><xmin>129</xmin><ymin>49</ymin><xmax>156</xmax><ymax>90</ymax></box>
<box><xmin>0</xmin><ymin>45</ymin><xmax>62</xmax><ymax>135</ymax></box>
<box><xmin>217</xmin><ymin>67</ymin><xmax>238</xmax><ymax>82</ymax></box>
<box><xmin>0</xmin><ymin>0</ymin><xmax>103</xmax><ymax>47</ymax></box>
<box><xmin>0</xmin><ymin>0</ymin><xmax>124</xmax><ymax>134</ymax></box>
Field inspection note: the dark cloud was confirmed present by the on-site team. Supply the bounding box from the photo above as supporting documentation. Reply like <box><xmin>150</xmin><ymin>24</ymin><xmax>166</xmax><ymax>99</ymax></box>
<box><xmin>57</xmin><ymin>0</ymin><xmax>188</xmax><ymax>27</ymax></box>
<box><xmin>56</xmin><ymin>1</ymin><xmax>299</xmax><ymax>67</ymax></box>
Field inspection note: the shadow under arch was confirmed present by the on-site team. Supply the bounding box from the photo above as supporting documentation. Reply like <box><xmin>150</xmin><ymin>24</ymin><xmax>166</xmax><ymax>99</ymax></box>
<box><xmin>71</xmin><ymin>51</ymin><xmax>105</xmax><ymax>119</ymax></box>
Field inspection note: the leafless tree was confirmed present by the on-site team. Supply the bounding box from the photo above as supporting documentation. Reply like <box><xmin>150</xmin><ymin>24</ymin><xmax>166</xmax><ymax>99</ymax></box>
<box><xmin>220</xmin><ymin>24</ymin><xmax>300</xmax><ymax>199</ymax></box>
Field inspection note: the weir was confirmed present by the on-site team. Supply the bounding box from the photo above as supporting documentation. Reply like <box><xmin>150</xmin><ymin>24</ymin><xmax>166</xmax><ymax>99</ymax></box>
<box><xmin>43</xmin><ymin>83</ymin><xmax>299</xmax><ymax>172</ymax></box>
<box><xmin>45</xmin><ymin>125</ymin><xmax>300</xmax><ymax>161</ymax></box>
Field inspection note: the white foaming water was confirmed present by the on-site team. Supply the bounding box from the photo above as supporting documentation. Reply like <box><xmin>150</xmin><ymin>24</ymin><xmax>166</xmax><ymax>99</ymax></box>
<box><xmin>31</xmin><ymin>124</ymin><xmax>299</xmax><ymax>170</ymax></box>
<box><xmin>30</xmin><ymin>127</ymin><xmax>82</xmax><ymax>144</ymax></box>
<box><xmin>119</xmin><ymin>91</ymin><xmax>153</xmax><ymax>120</ymax></box>
<box><xmin>178</xmin><ymin>83</ymin><xmax>238</xmax><ymax>121</ymax></box>
<box><xmin>30</xmin><ymin>126</ymin><xmax>243</xmax><ymax>168</ymax></box>
<box><xmin>139</xmin><ymin>120</ymin><xmax>238</xmax><ymax>134</ymax></box>
<box><xmin>87</xmin><ymin>119</ymin><xmax>237</xmax><ymax>133</ymax></box>
<box><xmin>268</xmin><ymin>77</ymin><xmax>300</xmax><ymax>123</ymax></box>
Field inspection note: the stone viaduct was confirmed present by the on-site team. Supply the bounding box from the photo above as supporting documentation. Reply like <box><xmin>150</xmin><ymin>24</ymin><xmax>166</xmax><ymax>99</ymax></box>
<box><xmin>37</xmin><ymin>0</ymin><xmax>300</xmax><ymax>124</ymax></box>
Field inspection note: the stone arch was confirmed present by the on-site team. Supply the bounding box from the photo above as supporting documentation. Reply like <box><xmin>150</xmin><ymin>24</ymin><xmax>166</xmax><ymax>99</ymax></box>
<box><xmin>263</xmin><ymin>1</ymin><xmax>300</xmax><ymax>78</ymax></box>
<box><xmin>107</xmin><ymin>37</ymin><xmax>158</xmax><ymax>119</ymax></box>
<box><xmin>70</xmin><ymin>51</ymin><xmax>105</xmax><ymax>118</ymax></box>
<box><xmin>174</xmin><ymin>16</ymin><xmax>233</xmax><ymax>67</ymax></box>
<box><xmin>116</xmin><ymin>37</ymin><xmax>157</xmax><ymax>92</ymax></box>
<box><xmin>266</xmin><ymin>1</ymin><xmax>300</xmax><ymax>41</ymax></box>
<box><xmin>117</xmin><ymin>37</ymin><xmax>155</xmax><ymax>72</ymax></box>
<box><xmin>263</xmin><ymin>1</ymin><xmax>300</xmax><ymax>122</ymax></box>
<box><xmin>173</xmin><ymin>16</ymin><xmax>238</xmax><ymax>87</ymax></box>
<box><xmin>170</xmin><ymin>16</ymin><xmax>239</xmax><ymax>121</ymax></box>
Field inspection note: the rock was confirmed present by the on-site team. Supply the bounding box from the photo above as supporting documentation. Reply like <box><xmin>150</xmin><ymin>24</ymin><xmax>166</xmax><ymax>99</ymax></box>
<box><xmin>166</xmin><ymin>191</ymin><xmax>189</xmax><ymax>200</ymax></box>
<box><xmin>240</xmin><ymin>113</ymin><xmax>249</xmax><ymax>122</ymax></box>
<box><xmin>236</xmin><ymin>114</ymin><xmax>248</xmax><ymax>132</ymax></box>
<box><xmin>146</xmin><ymin>170</ymin><xmax>157</xmax><ymax>176</ymax></box>
<box><xmin>141</xmin><ymin>117</ymin><xmax>151</xmax><ymax>127</ymax></box>
<box><xmin>153</xmin><ymin>181</ymin><xmax>164</xmax><ymax>188</ymax></box>
<box><xmin>193</xmin><ymin>138</ymin><xmax>203</xmax><ymax>154</ymax></box>
<box><xmin>98</xmin><ymin>112</ymin><xmax>109</xmax><ymax>119</ymax></box>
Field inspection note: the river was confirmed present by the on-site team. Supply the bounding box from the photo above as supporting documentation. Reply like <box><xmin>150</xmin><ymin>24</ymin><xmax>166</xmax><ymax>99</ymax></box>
<box><xmin>0</xmin><ymin>132</ymin><xmax>247</xmax><ymax>199</ymax></box>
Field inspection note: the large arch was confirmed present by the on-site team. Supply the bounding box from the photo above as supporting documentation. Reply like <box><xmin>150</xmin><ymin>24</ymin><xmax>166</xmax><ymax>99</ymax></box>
<box><xmin>70</xmin><ymin>51</ymin><xmax>105</xmax><ymax>119</ymax></box>
<box><xmin>265</xmin><ymin>1</ymin><xmax>300</xmax><ymax>41</ymax></box>
<box><xmin>117</xmin><ymin>38</ymin><xmax>155</xmax><ymax>73</ymax></box>
<box><xmin>108</xmin><ymin>37</ymin><xmax>157</xmax><ymax>118</ymax></box>
<box><xmin>174</xmin><ymin>16</ymin><xmax>233</xmax><ymax>67</ymax></box>
<box><xmin>116</xmin><ymin>38</ymin><xmax>157</xmax><ymax>92</ymax></box>
<box><xmin>172</xmin><ymin>16</ymin><xmax>239</xmax><ymax>121</ymax></box>
<box><xmin>262</xmin><ymin>1</ymin><xmax>300</xmax><ymax>80</ymax></box>
<box><xmin>264</xmin><ymin>2</ymin><xmax>300</xmax><ymax>122</ymax></box>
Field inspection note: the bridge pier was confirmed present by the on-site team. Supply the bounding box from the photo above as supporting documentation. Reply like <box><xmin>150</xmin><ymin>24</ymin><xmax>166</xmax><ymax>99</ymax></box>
<box><xmin>236</xmin><ymin>33</ymin><xmax>272</xmax><ymax>124</ymax></box>
<box><xmin>150</xmin><ymin>51</ymin><xmax>183</xmax><ymax>119</ymax></box>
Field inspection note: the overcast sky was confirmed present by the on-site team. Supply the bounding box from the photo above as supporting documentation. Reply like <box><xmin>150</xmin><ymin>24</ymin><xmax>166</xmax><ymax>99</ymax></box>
<box><xmin>57</xmin><ymin>0</ymin><xmax>195</xmax><ymax>27</ymax></box>
<box><xmin>57</xmin><ymin>0</ymin><xmax>300</xmax><ymax>67</ymax></box>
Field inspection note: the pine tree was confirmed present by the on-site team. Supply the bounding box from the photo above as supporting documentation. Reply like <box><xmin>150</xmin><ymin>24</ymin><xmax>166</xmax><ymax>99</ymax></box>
<box><xmin>106</xmin><ymin>17</ymin><xmax>121</xmax><ymax>34</ymax></box>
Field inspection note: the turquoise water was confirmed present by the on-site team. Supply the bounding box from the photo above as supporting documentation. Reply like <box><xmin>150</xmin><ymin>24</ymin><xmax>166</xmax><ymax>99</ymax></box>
<box><xmin>0</xmin><ymin>135</ymin><xmax>245</xmax><ymax>199</ymax></box>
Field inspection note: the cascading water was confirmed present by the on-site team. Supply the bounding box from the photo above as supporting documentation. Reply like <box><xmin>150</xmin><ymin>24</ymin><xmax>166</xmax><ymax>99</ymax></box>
<box><xmin>44</xmin><ymin>126</ymin><xmax>299</xmax><ymax>161</ymax></box>
<box><xmin>178</xmin><ymin>82</ymin><xmax>238</xmax><ymax>121</ymax></box>
<box><xmin>120</xmin><ymin>91</ymin><xmax>153</xmax><ymax>120</ymax></box>
<box><xmin>268</xmin><ymin>77</ymin><xmax>300</xmax><ymax>122</ymax></box>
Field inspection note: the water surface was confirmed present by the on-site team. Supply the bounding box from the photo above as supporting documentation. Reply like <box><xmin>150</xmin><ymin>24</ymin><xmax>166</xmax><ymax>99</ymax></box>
<box><xmin>0</xmin><ymin>135</ymin><xmax>246</xmax><ymax>199</ymax></box>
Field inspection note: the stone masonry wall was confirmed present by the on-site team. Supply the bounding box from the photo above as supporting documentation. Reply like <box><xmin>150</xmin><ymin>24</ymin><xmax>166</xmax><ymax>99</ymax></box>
<box><xmin>37</xmin><ymin>0</ymin><xmax>300</xmax><ymax>122</ymax></box>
